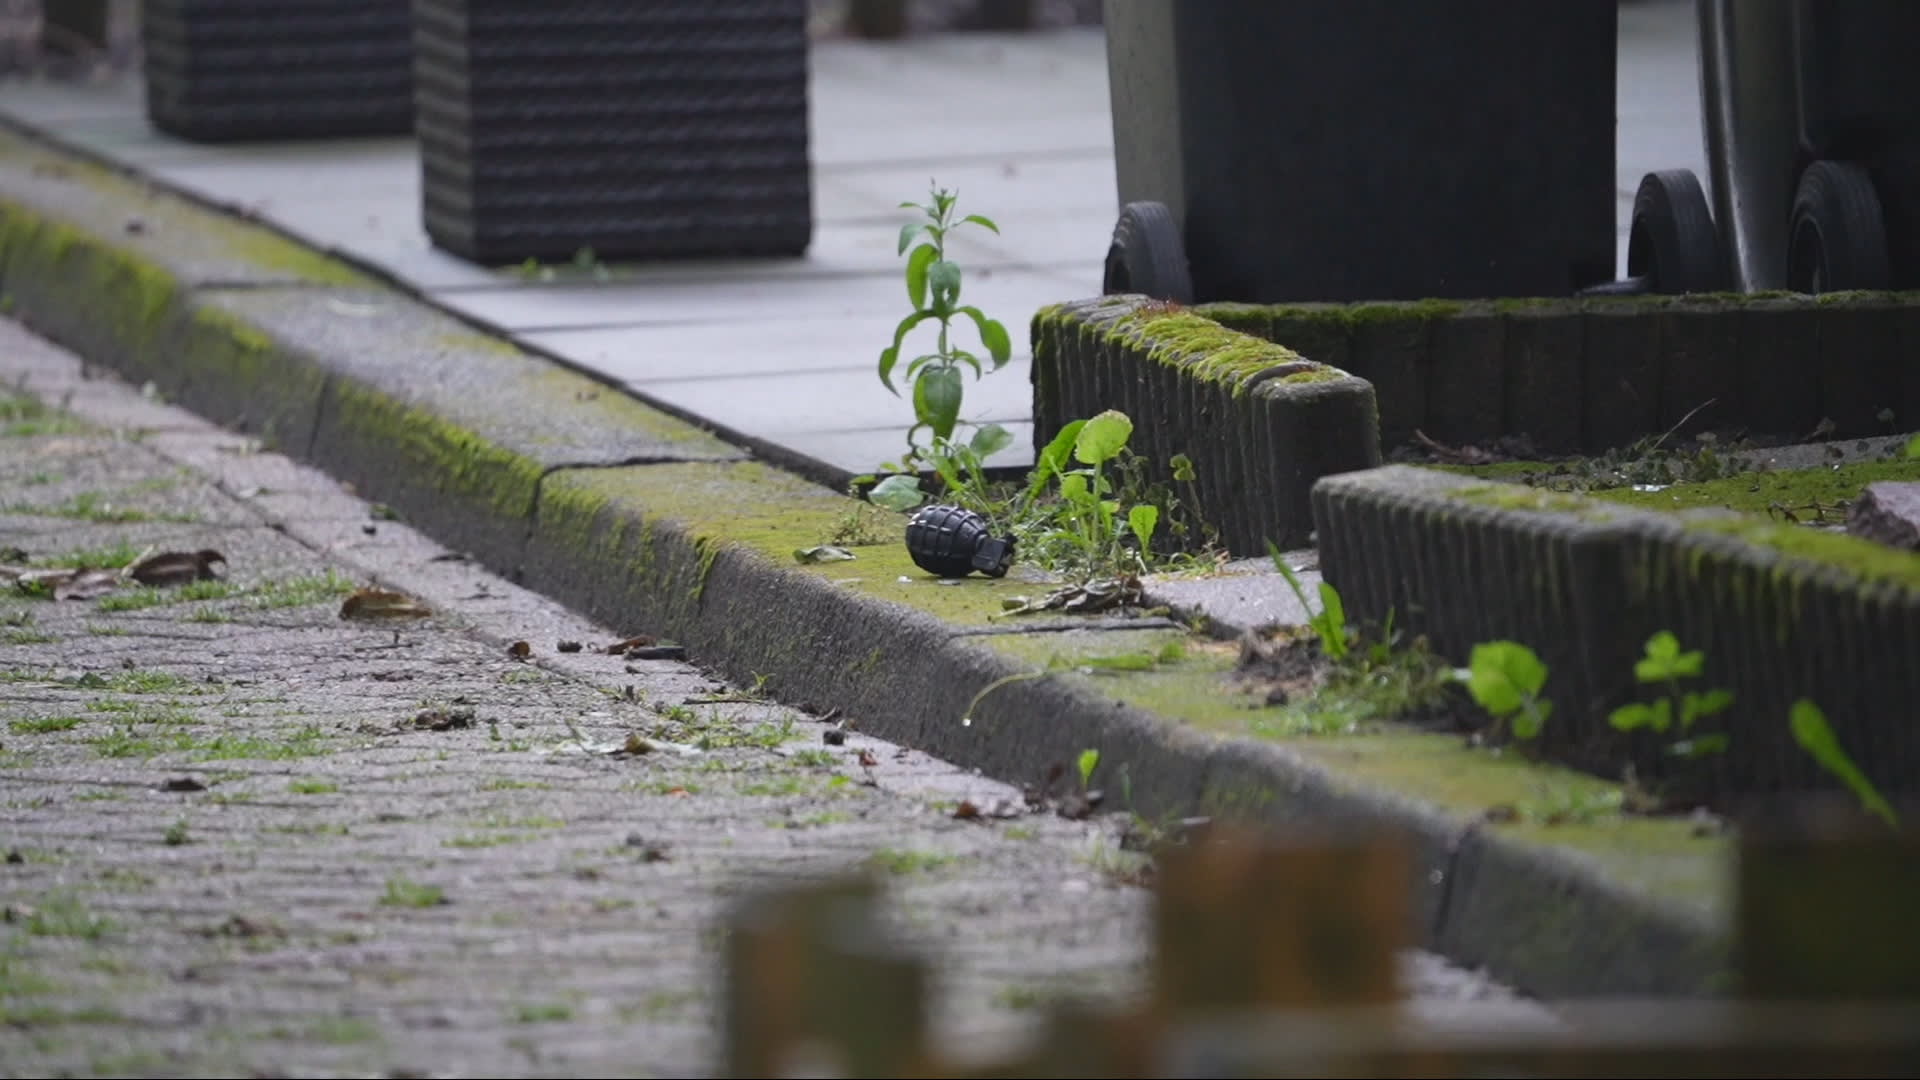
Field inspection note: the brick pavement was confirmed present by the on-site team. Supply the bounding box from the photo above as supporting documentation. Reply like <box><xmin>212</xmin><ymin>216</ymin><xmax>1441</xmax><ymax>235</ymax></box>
<box><xmin>0</xmin><ymin>317</ymin><xmax>1539</xmax><ymax>1077</ymax></box>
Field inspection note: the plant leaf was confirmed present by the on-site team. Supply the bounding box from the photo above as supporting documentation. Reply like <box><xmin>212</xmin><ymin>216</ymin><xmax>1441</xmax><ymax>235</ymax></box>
<box><xmin>1028</xmin><ymin>420</ymin><xmax>1086</xmax><ymax>500</ymax></box>
<box><xmin>879</xmin><ymin>311</ymin><xmax>932</xmax><ymax>395</ymax></box>
<box><xmin>1681</xmin><ymin>687</ymin><xmax>1735</xmax><ymax>728</ymax></box>
<box><xmin>905</xmin><ymin>242</ymin><xmax>937</xmax><ymax>309</ymax></box>
<box><xmin>1510</xmin><ymin>707</ymin><xmax>1543</xmax><ymax>740</ymax></box>
<box><xmin>1059</xmin><ymin>472</ymin><xmax>1090</xmax><ymax>503</ymax></box>
<box><xmin>897</xmin><ymin>222</ymin><xmax>926</xmax><ymax>255</ymax></box>
<box><xmin>1170</xmin><ymin>453</ymin><xmax>1196</xmax><ymax>484</ymax></box>
<box><xmin>962</xmin><ymin>213</ymin><xmax>1000</xmax><ymax>234</ymax></box>
<box><xmin>868</xmin><ymin>474</ymin><xmax>925</xmax><ymax>512</ymax></box>
<box><xmin>915</xmin><ymin>365</ymin><xmax>963</xmax><ymax>443</ymax></box>
<box><xmin>1073</xmin><ymin>410</ymin><xmax>1133</xmax><ymax>465</ymax></box>
<box><xmin>1127</xmin><ymin>504</ymin><xmax>1159</xmax><ymax>552</ymax></box>
<box><xmin>1789</xmin><ymin>699</ymin><xmax>1899</xmax><ymax>827</ymax></box>
<box><xmin>969</xmin><ymin>422</ymin><xmax>1014</xmax><ymax>459</ymax></box>
<box><xmin>1076</xmin><ymin>748</ymin><xmax>1100</xmax><ymax>788</ymax></box>
<box><xmin>928</xmin><ymin>259</ymin><xmax>962</xmax><ymax>309</ymax></box>
<box><xmin>1466</xmin><ymin>641</ymin><xmax>1534</xmax><ymax>717</ymax></box>
<box><xmin>955</xmin><ymin>306</ymin><xmax>1012</xmax><ymax>368</ymax></box>
<box><xmin>1608</xmin><ymin>702</ymin><xmax>1655</xmax><ymax>732</ymax></box>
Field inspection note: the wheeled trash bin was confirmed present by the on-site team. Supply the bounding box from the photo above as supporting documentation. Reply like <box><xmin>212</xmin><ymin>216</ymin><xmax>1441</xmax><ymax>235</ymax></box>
<box><xmin>1626</xmin><ymin>0</ymin><xmax>1920</xmax><ymax>295</ymax></box>
<box><xmin>1099</xmin><ymin>0</ymin><xmax>1620</xmax><ymax>305</ymax></box>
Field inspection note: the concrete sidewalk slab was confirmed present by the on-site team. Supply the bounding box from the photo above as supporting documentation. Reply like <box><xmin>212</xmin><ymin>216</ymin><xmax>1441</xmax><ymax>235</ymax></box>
<box><xmin>0</xmin><ymin>5</ymin><xmax>1711</xmax><ymax>477</ymax></box>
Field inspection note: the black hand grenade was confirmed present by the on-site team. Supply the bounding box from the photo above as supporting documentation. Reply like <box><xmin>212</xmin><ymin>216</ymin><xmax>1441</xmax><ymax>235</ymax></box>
<box><xmin>905</xmin><ymin>504</ymin><xmax>1015</xmax><ymax>578</ymax></box>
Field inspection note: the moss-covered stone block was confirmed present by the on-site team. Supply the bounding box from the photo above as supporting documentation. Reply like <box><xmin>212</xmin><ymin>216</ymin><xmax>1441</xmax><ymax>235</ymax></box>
<box><xmin>1343</xmin><ymin>303</ymin><xmax>1433</xmax><ymax>451</ymax></box>
<box><xmin>1654</xmin><ymin>298</ymin><xmax>1738</xmax><ymax>436</ymax></box>
<box><xmin>1311</xmin><ymin>463</ymin><xmax>1920</xmax><ymax>800</ymax></box>
<box><xmin>1498</xmin><ymin>300</ymin><xmax>1584</xmax><ymax>454</ymax></box>
<box><xmin>1734</xmin><ymin>296</ymin><xmax>1822</xmax><ymax>438</ymax></box>
<box><xmin>1580</xmin><ymin>300</ymin><xmax>1663</xmax><ymax>452</ymax></box>
<box><xmin>1423</xmin><ymin>302</ymin><xmax>1506</xmax><ymax>448</ymax></box>
<box><xmin>1812</xmin><ymin>292</ymin><xmax>1902</xmax><ymax>437</ymax></box>
<box><xmin>1266</xmin><ymin>303</ymin><xmax>1354</xmax><ymax>372</ymax></box>
<box><xmin>1030</xmin><ymin>296</ymin><xmax>1380</xmax><ymax>556</ymax></box>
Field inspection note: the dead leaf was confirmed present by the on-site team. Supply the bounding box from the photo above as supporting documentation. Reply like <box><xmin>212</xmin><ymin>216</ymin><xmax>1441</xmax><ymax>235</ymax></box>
<box><xmin>663</xmin><ymin>786</ymin><xmax>690</xmax><ymax>797</ymax></box>
<box><xmin>1481</xmin><ymin>803</ymin><xmax>1522</xmax><ymax>825</ymax></box>
<box><xmin>557</xmin><ymin>641</ymin><xmax>583</xmax><ymax>653</ymax></box>
<box><xmin>1412</xmin><ymin>428</ymin><xmax>1501</xmax><ymax>465</ymax></box>
<box><xmin>604</xmin><ymin>636</ymin><xmax>656</xmax><ymax>654</ymax></box>
<box><xmin>339</xmin><ymin>588</ymin><xmax>431</xmax><ymax>620</ymax></box>
<box><xmin>794</xmin><ymin>545</ymin><xmax>857</xmax><ymax>564</ymax></box>
<box><xmin>991</xmin><ymin>576</ymin><xmax>1145</xmax><ymax>618</ymax></box>
<box><xmin>53</xmin><ymin>569</ymin><xmax>123</xmax><ymax>601</ymax></box>
<box><xmin>620</xmin><ymin>733</ymin><xmax>652</xmax><ymax>755</ymax></box>
<box><xmin>160</xmin><ymin>777</ymin><xmax>207</xmax><ymax>792</ymax></box>
<box><xmin>128</xmin><ymin>549</ymin><xmax>226</xmax><ymax>586</ymax></box>
<box><xmin>625</xmin><ymin>645</ymin><xmax>687</xmax><ymax>661</ymax></box>
<box><xmin>508</xmin><ymin>640</ymin><xmax>531</xmax><ymax>659</ymax></box>
<box><xmin>411</xmin><ymin>708</ymin><xmax>473</xmax><ymax>731</ymax></box>
<box><xmin>953</xmin><ymin>800</ymin><xmax>981</xmax><ymax>820</ymax></box>
<box><xmin>857</xmin><ymin>749</ymin><xmax>879</xmax><ymax>768</ymax></box>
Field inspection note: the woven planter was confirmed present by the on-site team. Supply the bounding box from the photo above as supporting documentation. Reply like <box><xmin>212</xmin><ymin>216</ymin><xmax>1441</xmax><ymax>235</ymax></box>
<box><xmin>412</xmin><ymin>0</ymin><xmax>814</xmax><ymax>264</ymax></box>
<box><xmin>142</xmin><ymin>0</ymin><xmax>415</xmax><ymax>143</ymax></box>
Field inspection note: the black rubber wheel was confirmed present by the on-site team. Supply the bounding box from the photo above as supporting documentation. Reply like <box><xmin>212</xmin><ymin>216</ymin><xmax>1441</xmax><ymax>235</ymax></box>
<box><xmin>1625</xmin><ymin>169</ymin><xmax>1725</xmax><ymax>295</ymax></box>
<box><xmin>1787</xmin><ymin>160</ymin><xmax>1891</xmax><ymax>293</ymax></box>
<box><xmin>1103</xmin><ymin>200</ymin><xmax>1194</xmax><ymax>303</ymax></box>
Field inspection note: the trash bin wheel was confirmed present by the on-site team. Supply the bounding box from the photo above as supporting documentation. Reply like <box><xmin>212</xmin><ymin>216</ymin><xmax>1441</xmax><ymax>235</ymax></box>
<box><xmin>1787</xmin><ymin>160</ymin><xmax>1891</xmax><ymax>294</ymax></box>
<box><xmin>1103</xmin><ymin>201</ymin><xmax>1194</xmax><ymax>304</ymax></box>
<box><xmin>1626</xmin><ymin>170</ymin><xmax>1725</xmax><ymax>295</ymax></box>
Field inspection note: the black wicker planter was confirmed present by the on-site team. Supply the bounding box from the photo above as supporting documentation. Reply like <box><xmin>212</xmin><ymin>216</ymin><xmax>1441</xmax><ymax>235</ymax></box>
<box><xmin>412</xmin><ymin>0</ymin><xmax>814</xmax><ymax>265</ymax></box>
<box><xmin>142</xmin><ymin>0</ymin><xmax>415</xmax><ymax>143</ymax></box>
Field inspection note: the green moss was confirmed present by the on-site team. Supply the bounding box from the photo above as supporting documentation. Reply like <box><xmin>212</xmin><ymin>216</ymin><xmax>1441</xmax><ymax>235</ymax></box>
<box><xmin>1277</xmin><ymin>368</ymin><xmax>1342</xmax><ymax>385</ymax></box>
<box><xmin>1451</xmin><ymin>481</ymin><xmax>1627</xmax><ymax>521</ymax></box>
<box><xmin>0</xmin><ymin>128</ymin><xmax>367</xmax><ymax>287</ymax></box>
<box><xmin>1586</xmin><ymin>455</ymin><xmax>1920</xmax><ymax>516</ymax></box>
<box><xmin>1682</xmin><ymin>513</ymin><xmax>1920</xmax><ymax>593</ymax></box>
<box><xmin>538</xmin><ymin>462</ymin><xmax>1042</xmax><ymax>625</ymax></box>
<box><xmin>1108</xmin><ymin>309</ymin><xmax>1327</xmax><ymax>395</ymax></box>
<box><xmin>326</xmin><ymin>380</ymin><xmax>544</xmax><ymax>522</ymax></box>
<box><xmin>1296</xmin><ymin>733</ymin><xmax>1732</xmax><ymax>915</ymax></box>
<box><xmin>522</xmin><ymin>368</ymin><xmax>732</xmax><ymax>450</ymax></box>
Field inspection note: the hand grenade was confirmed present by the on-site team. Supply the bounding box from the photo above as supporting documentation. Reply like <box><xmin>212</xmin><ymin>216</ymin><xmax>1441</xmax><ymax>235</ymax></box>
<box><xmin>905</xmin><ymin>504</ymin><xmax>1015</xmax><ymax>578</ymax></box>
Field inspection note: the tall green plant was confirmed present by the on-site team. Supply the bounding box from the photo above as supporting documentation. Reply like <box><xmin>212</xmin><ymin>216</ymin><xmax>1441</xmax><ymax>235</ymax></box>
<box><xmin>881</xmin><ymin>184</ymin><xmax>1013</xmax><ymax>464</ymax></box>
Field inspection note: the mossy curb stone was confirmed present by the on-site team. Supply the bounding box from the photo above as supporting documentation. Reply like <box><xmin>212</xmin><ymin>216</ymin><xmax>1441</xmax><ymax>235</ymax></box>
<box><xmin>0</xmin><ymin>121</ymin><xmax>1733</xmax><ymax>1001</ymax></box>
<box><xmin>1311</xmin><ymin>464</ymin><xmax>1920</xmax><ymax>802</ymax></box>
<box><xmin>1030</xmin><ymin>296</ymin><xmax>1381</xmax><ymax>554</ymax></box>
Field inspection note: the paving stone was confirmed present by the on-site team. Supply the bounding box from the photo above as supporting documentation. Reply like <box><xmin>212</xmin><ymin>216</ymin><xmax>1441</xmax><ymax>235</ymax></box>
<box><xmin>1848</xmin><ymin>481</ymin><xmax>1920</xmax><ymax>551</ymax></box>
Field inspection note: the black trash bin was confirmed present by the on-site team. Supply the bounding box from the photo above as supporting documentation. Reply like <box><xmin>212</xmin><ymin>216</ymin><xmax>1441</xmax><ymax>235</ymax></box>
<box><xmin>1100</xmin><ymin>0</ymin><xmax>1619</xmax><ymax>305</ymax></box>
<box><xmin>1629</xmin><ymin>0</ymin><xmax>1920</xmax><ymax>296</ymax></box>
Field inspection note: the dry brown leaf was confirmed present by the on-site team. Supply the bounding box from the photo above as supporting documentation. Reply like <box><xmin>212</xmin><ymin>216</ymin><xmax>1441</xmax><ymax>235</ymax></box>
<box><xmin>129</xmin><ymin>549</ymin><xmax>226</xmax><ymax>586</ymax></box>
<box><xmin>857</xmin><ymin>749</ymin><xmax>879</xmax><ymax>768</ymax></box>
<box><xmin>412</xmin><ymin>708</ymin><xmax>473</xmax><ymax>731</ymax></box>
<box><xmin>507</xmin><ymin>640</ymin><xmax>531</xmax><ymax>659</ymax></box>
<box><xmin>339</xmin><ymin>588</ymin><xmax>431</xmax><ymax>620</ymax></box>
<box><xmin>54</xmin><ymin>569</ymin><xmax>124</xmax><ymax>601</ymax></box>
<box><xmin>604</xmin><ymin>635</ymin><xmax>657</xmax><ymax>655</ymax></box>
<box><xmin>952</xmin><ymin>800</ymin><xmax>981</xmax><ymax>821</ymax></box>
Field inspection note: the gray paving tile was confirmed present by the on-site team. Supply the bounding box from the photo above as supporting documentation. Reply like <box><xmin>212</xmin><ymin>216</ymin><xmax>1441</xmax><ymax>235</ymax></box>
<box><xmin>454</xmin><ymin>261</ymin><xmax>1084</xmax><ymax>335</ymax></box>
<box><xmin>787</xmin><ymin>419</ymin><xmax>1038</xmax><ymax>477</ymax></box>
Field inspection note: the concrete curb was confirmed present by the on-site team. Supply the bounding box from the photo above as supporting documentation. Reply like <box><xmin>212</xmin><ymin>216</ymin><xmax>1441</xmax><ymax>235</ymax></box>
<box><xmin>0</xmin><ymin>122</ymin><xmax>1730</xmax><ymax>999</ymax></box>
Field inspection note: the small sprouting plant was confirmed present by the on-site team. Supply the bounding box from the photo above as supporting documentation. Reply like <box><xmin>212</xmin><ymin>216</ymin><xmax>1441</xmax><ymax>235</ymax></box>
<box><xmin>1790</xmin><ymin>699</ymin><xmax>1898</xmax><ymax>828</ymax></box>
<box><xmin>1607</xmin><ymin>631</ymin><xmax>1732</xmax><ymax>758</ymax></box>
<box><xmin>1076</xmin><ymin>748</ymin><xmax>1100</xmax><ymax>792</ymax></box>
<box><xmin>1463</xmin><ymin>640</ymin><xmax>1552</xmax><ymax>741</ymax></box>
<box><xmin>880</xmin><ymin>183</ymin><xmax>1013</xmax><ymax>464</ymax></box>
<box><xmin>1266</xmin><ymin>541</ymin><xmax>1349</xmax><ymax>662</ymax></box>
<box><xmin>163</xmin><ymin>818</ymin><xmax>191</xmax><ymax>846</ymax></box>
